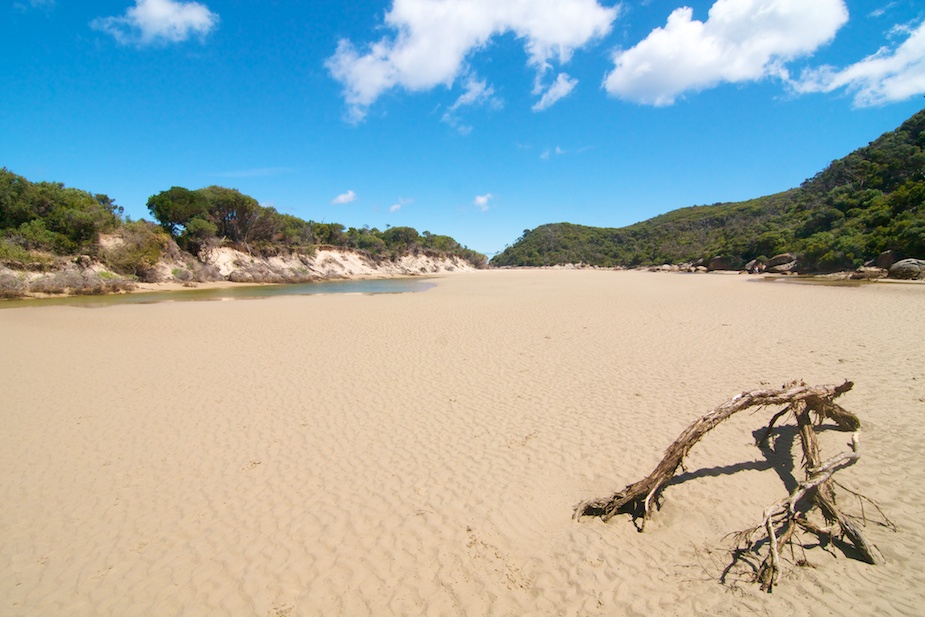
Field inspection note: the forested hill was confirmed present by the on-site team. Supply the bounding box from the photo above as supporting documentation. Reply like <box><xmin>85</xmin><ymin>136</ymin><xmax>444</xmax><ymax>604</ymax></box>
<box><xmin>492</xmin><ymin>109</ymin><xmax>925</xmax><ymax>271</ymax></box>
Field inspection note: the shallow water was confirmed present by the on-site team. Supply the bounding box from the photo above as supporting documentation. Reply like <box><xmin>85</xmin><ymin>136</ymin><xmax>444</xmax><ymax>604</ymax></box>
<box><xmin>0</xmin><ymin>277</ymin><xmax>436</xmax><ymax>309</ymax></box>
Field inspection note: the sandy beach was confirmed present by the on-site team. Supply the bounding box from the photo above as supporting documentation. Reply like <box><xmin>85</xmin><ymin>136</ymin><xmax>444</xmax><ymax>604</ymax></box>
<box><xmin>2</xmin><ymin>269</ymin><xmax>924</xmax><ymax>616</ymax></box>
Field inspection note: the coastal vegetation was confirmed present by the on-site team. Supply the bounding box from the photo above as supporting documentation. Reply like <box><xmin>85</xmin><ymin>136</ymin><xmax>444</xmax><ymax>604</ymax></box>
<box><xmin>492</xmin><ymin>109</ymin><xmax>925</xmax><ymax>271</ymax></box>
<box><xmin>144</xmin><ymin>184</ymin><xmax>486</xmax><ymax>267</ymax></box>
<box><xmin>0</xmin><ymin>171</ymin><xmax>486</xmax><ymax>297</ymax></box>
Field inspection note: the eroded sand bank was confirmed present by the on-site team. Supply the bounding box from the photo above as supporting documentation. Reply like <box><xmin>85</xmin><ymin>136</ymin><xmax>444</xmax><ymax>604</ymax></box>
<box><xmin>2</xmin><ymin>270</ymin><xmax>923</xmax><ymax>616</ymax></box>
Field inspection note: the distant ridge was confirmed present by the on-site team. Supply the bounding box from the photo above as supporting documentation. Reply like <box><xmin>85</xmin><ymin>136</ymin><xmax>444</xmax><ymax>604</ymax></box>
<box><xmin>492</xmin><ymin>109</ymin><xmax>925</xmax><ymax>272</ymax></box>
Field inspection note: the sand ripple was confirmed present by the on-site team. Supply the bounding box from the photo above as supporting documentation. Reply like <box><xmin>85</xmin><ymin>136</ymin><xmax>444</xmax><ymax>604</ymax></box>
<box><xmin>2</xmin><ymin>270</ymin><xmax>923</xmax><ymax>615</ymax></box>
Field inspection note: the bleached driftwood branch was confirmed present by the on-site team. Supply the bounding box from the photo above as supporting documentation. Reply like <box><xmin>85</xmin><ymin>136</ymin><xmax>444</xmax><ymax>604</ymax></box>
<box><xmin>575</xmin><ymin>380</ymin><xmax>890</xmax><ymax>592</ymax></box>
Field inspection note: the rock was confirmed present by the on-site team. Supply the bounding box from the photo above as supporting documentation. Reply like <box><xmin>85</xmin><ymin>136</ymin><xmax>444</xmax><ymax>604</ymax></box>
<box><xmin>850</xmin><ymin>267</ymin><xmax>886</xmax><ymax>280</ymax></box>
<box><xmin>745</xmin><ymin>259</ymin><xmax>765</xmax><ymax>274</ymax></box>
<box><xmin>767</xmin><ymin>261</ymin><xmax>798</xmax><ymax>273</ymax></box>
<box><xmin>875</xmin><ymin>250</ymin><xmax>903</xmax><ymax>270</ymax></box>
<box><xmin>766</xmin><ymin>253</ymin><xmax>796</xmax><ymax>268</ymax></box>
<box><xmin>76</xmin><ymin>255</ymin><xmax>92</xmax><ymax>269</ymax></box>
<box><xmin>888</xmin><ymin>258</ymin><xmax>925</xmax><ymax>280</ymax></box>
<box><xmin>708</xmin><ymin>257</ymin><xmax>733</xmax><ymax>271</ymax></box>
<box><xmin>766</xmin><ymin>253</ymin><xmax>798</xmax><ymax>273</ymax></box>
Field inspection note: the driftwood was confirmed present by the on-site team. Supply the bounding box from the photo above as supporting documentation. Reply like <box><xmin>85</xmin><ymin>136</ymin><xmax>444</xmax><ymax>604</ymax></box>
<box><xmin>575</xmin><ymin>380</ymin><xmax>892</xmax><ymax>591</ymax></box>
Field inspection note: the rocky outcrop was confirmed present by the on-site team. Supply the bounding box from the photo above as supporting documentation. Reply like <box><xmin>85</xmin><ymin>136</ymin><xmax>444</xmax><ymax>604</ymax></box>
<box><xmin>888</xmin><ymin>258</ymin><xmax>925</xmax><ymax>280</ymax></box>
<box><xmin>765</xmin><ymin>253</ymin><xmax>799</xmax><ymax>273</ymax></box>
<box><xmin>872</xmin><ymin>250</ymin><xmax>903</xmax><ymax>270</ymax></box>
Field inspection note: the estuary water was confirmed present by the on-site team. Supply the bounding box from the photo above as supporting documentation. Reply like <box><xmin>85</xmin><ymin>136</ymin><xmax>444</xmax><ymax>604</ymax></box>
<box><xmin>0</xmin><ymin>277</ymin><xmax>436</xmax><ymax>309</ymax></box>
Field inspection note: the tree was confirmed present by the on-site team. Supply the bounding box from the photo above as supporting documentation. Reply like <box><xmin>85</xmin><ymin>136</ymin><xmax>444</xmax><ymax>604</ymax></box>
<box><xmin>310</xmin><ymin>222</ymin><xmax>345</xmax><ymax>246</ymax></box>
<box><xmin>197</xmin><ymin>186</ymin><xmax>268</xmax><ymax>243</ymax></box>
<box><xmin>1</xmin><ymin>169</ymin><xmax>120</xmax><ymax>254</ymax></box>
<box><xmin>146</xmin><ymin>187</ymin><xmax>209</xmax><ymax>236</ymax></box>
<box><xmin>277</xmin><ymin>213</ymin><xmax>314</xmax><ymax>246</ymax></box>
<box><xmin>381</xmin><ymin>226</ymin><xmax>420</xmax><ymax>250</ymax></box>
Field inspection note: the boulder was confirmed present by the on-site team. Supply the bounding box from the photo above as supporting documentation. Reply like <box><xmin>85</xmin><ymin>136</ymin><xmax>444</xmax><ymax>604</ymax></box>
<box><xmin>875</xmin><ymin>250</ymin><xmax>903</xmax><ymax>270</ymax></box>
<box><xmin>745</xmin><ymin>259</ymin><xmax>765</xmax><ymax>274</ymax></box>
<box><xmin>766</xmin><ymin>253</ymin><xmax>796</xmax><ymax>268</ymax></box>
<box><xmin>888</xmin><ymin>258</ymin><xmax>925</xmax><ymax>280</ymax></box>
<box><xmin>766</xmin><ymin>253</ymin><xmax>798</xmax><ymax>273</ymax></box>
<box><xmin>708</xmin><ymin>256</ymin><xmax>733</xmax><ymax>271</ymax></box>
<box><xmin>850</xmin><ymin>267</ymin><xmax>887</xmax><ymax>280</ymax></box>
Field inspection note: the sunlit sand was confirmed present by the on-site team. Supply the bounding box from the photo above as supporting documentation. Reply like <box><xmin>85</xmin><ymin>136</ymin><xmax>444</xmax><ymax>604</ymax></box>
<box><xmin>2</xmin><ymin>269</ymin><xmax>923</xmax><ymax>616</ymax></box>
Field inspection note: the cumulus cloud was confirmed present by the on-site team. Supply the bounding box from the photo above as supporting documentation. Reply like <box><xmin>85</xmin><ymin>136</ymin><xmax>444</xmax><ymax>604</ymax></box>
<box><xmin>327</xmin><ymin>0</ymin><xmax>618</xmax><ymax>121</ymax></box>
<box><xmin>331</xmin><ymin>190</ymin><xmax>357</xmax><ymax>205</ymax></box>
<box><xmin>91</xmin><ymin>0</ymin><xmax>218</xmax><ymax>46</ymax></box>
<box><xmin>794</xmin><ymin>19</ymin><xmax>925</xmax><ymax>107</ymax></box>
<box><xmin>473</xmin><ymin>193</ymin><xmax>493</xmax><ymax>211</ymax></box>
<box><xmin>603</xmin><ymin>0</ymin><xmax>849</xmax><ymax>106</ymax></box>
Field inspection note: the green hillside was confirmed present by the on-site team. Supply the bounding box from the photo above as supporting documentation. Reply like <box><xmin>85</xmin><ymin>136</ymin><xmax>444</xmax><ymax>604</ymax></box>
<box><xmin>0</xmin><ymin>172</ymin><xmax>487</xmax><ymax>279</ymax></box>
<box><xmin>492</xmin><ymin>109</ymin><xmax>925</xmax><ymax>271</ymax></box>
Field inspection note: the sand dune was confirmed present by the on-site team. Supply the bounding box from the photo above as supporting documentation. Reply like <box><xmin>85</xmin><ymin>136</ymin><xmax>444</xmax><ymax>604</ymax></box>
<box><xmin>2</xmin><ymin>270</ymin><xmax>923</xmax><ymax>616</ymax></box>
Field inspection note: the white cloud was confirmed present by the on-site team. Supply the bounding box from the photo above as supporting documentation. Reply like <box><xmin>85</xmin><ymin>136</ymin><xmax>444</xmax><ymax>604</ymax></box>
<box><xmin>91</xmin><ymin>0</ymin><xmax>218</xmax><ymax>46</ymax></box>
<box><xmin>794</xmin><ymin>19</ymin><xmax>925</xmax><ymax>107</ymax></box>
<box><xmin>390</xmin><ymin>197</ymin><xmax>413</xmax><ymax>213</ymax></box>
<box><xmin>532</xmin><ymin>72</ymin><xmax>578</xmax><ymax>111</ymax></box>
<box><xmin>603</xmin><ymin>0</ymin><xmax>849</xmax><ymax>106</ymax></box>
<box><xmin>869</xmin><ymin>3</ymin><xmax>896</xmax><ymax>19</ymax></box>
<box><xmin>473</xmin><ymin>193</ymin><xmax>493</xmax><ymax>211</ymax></box>
<box><xmin>327</xmin><ymin>0</ymin><xmax>618</xmax><ymax>121</ymax></box>
<box><xmin>14</xmin><ymin>0</ymin><xmax>55</xmax><ymax>10</ymax></box>
<box><xmin>441</xmin><ymin>76</ymin><xmax>501</xmax><ymax>134</ymax></box>
<box><xmin>540</xmin><ymin>145</ymin><xmax>566</xmax><ymax>160</ymax></box>
<box><xmin>332</xmin><ymin>190</ymin><xmax>357</xmax><ymax>205</ymax></box>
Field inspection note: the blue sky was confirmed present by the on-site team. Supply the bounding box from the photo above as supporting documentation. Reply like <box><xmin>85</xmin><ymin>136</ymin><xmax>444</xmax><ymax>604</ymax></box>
<box><xmin>2</xmin><ymin>1</ymin><xmax>924</xmax><ymax>256</ymax></box>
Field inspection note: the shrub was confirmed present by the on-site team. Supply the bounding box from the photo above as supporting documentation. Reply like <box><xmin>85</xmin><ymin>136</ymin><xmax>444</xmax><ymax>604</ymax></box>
<box><xmin>102</xmin><ymin>221</ymin><xmax>170</xmax><ymax>282</ymax></box>
<box><xmin>190</xmin><ymin>262</ymin><xmax>223</xmax><ymax>282</ymax></box>
<box><xmin>0</xmin><ymin>271</ymin><xmax>25</xmax><ymax>298</ymax></box>
<box><xmin>171</xmin><ymin>267</ymin><xmax>192</xmax><ymax>281</ymax></box>
<box><xmin>0</xmin><ymin>237</ymin><xmax>37</xmax><ymax>265</ymax></box>
<box><xmin>28</xmin><ymin>270</ymin><xmax>135</xmax><ymax>295</ymax></box>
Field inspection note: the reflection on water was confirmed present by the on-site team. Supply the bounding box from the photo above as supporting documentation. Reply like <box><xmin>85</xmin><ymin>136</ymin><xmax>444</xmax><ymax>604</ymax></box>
<box><xmin>0</xmin><ymin>277</ymin><xmax>437</xmax><ymax>309</ymax></box>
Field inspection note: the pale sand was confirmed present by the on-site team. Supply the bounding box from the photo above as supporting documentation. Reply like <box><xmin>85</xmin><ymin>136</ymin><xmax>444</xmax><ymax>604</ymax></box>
<box><xmin>1</xmin><ymin>270</ymin><xmax>923</xmax><ymax>616</ymax></box>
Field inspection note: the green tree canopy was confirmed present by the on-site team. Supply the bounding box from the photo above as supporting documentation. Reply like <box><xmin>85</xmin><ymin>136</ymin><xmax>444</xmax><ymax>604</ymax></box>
<box><xmin>492</xmin><ymin>108</ymin><xmax>925</xmax><ymax>271</ymax></box>
<box><xmin>1</xmin><ymin>168</ymin><xmax>120</xmax><ymax>254</ymax></box>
